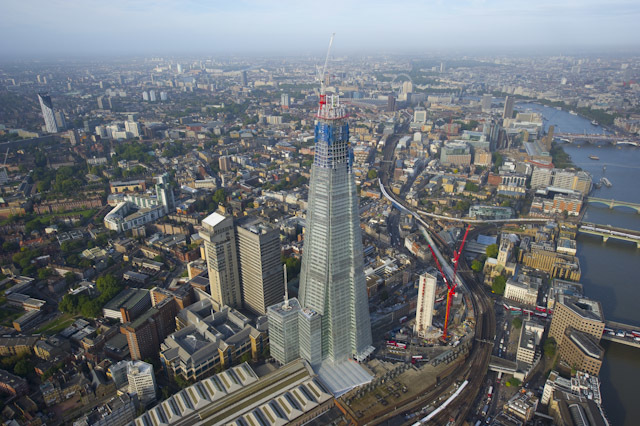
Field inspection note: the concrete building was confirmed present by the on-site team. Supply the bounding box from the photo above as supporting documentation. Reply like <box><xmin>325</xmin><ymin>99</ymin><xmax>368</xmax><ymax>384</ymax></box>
<box><xmin>440</xmin><ymin>142</ymin><xmax>471</xmax><ymax>167</ymax></box>
<box><xmin>413</xmin><ymin>107</ymin><xmax>427</xmax><ymax>124</ymax></box>
<box><xmin>161</xmin><ymin>295</ymin><xmax>267</xmax><ymax>382</ymax></box>
<box><xmin>504</xmin><ymin>276</ymin><xmax>540</xmax><ymax>306</ymax></box>
<box><xmin>104</xmin><ymin>174</ymin><xmax>174</xmax><ymax>232</ymax></box>
<box><xmin>414</xmin><ymin>273</ymin><xmax>436</xmax><ymax>337</ymax></box>
<box><xmin>516</xmin><ymin>320</ymin><xmax>545</xmax><ymax>365</ymax></box>
<box><xmin>102</xmin><ymin>289</ymin><xmax>151</xmax><ymax>323</ymax></box>
<box><xmin>549</xmin><ymin>295</ymin><xmax>605</xmax><ymax>375</ymax></box>
<box><xmin>559</xmin><ymin>328</ymin><xmax>604</xmax><ymax>376</ymax></box>
<box><xmin>199</xmin><ymin>212</ymin><xmax>242</xmax><ymax>310</ymax></box>
<box><xmin>503</xmin><ymin>391</ymin><xmax>539</xmax><ymax>422</ymax></box>
<box><xmin>236</xmin><ymin>217</ymin><xmax>284</xmax><ymax>315</ymax></box>
<box><xmin>126</xmin><ymin>361</ymin><xmax>157</xmax><ymax>405</ymax></box>
<box><xmin>549</xmin><ymin>296</ymin><xmax>605</xmax><ymax>343</ymax></box>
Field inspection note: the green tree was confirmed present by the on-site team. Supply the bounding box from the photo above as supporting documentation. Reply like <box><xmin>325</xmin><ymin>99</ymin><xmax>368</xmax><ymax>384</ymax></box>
<box><xmin>471</xmin><ymin>259</ymin><xmax>484</xmax><ymax>272</ymax></box>
<box><xmin>492</xmin><ymin>275</ymin><xmax>507</xmax><ymax>294</ymax></box>
<box><xmin>13</xmin><ymin>358</ymin><xmax>32</xmax><ymax>377</ymax></box>
<box><xmin>486</xmin><ymin>244</ymin><xmax>499</xmax><ymax>258</ymax></box>
<box><xmin>512</xmin><ymin>317</ymin><xmax>522</xmax><ymax>329</ymax></box>
<box><xmin>464</xmin><ymin>182</ymin><xmax>479</xmax><ymax>192</ymax></box>
<box><xmin>367</xmin><ymin>169</ymin><xmax>378</xmax><ymax>180</ymax></box>
<box><xmin>544</xmin><ymin>337</ymin><xmax>557</xmax><ymax>358</ymax></box>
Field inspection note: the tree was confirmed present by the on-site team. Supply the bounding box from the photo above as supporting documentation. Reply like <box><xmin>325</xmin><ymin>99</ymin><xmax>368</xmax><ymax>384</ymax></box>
<box><xmin>512</xmin><ymin>317</ymin><xmax>522</xmax><ymax>329</ymax></box>
<box><xmin>486</xmin><ymin>244</ymin><xmax>499</xmax><ymax>259</ymax></box>
<box><xmin>544</xmin><ymin>337</ymin><xmax>557</xmax><ymax>358</ymax></box>
<box><xmin>13</xmin><ymin>358</ymin><xmax>32</xmax><ymax>377</ymax></box>
<box><xmin>464</xmin><ymin>182</ymin><xmax>479</xmax><ymax>192</ymax></box>
<box><xmin>367</xmin><ymin>169</ymin><xmax>378</xmax><ymax>180</ymax></box>
<box><xmin>471</xmin><ymin>259</ymin><xmax>484</xmax><ymax>272</ymax></box>
<box><xmin>492</xmin><ymin>275</ymin><xmax>506</xmax><ymax>294</ymax></box>
<box><xmin>506</xmin><ymin>377</ymin><xmax>521</xmax><ymax>387</ymax></box>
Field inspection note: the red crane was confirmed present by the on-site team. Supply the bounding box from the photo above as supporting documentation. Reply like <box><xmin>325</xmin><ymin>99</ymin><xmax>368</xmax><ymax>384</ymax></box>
<box><xmin>426</xmin><ymin>224</ymin><xmax>471</xmax><ymax>340</ymax></box>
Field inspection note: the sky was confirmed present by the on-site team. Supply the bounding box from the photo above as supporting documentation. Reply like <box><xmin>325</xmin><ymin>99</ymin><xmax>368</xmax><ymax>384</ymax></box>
<box><xmin>1</xmin><ymin>0</ymin><xmax>640</xmax><ymax>58</ymax></box>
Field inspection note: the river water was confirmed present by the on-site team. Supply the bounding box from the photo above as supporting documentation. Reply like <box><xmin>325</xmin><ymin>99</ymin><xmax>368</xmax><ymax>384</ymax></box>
<box><xmin>517</xmin><ymin>103</ymin><xmax>640</xmax><ymax>425</ymax></box>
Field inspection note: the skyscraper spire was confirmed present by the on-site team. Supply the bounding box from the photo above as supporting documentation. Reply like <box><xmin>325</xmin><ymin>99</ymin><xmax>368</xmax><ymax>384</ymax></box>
<box><xmin>283</xmin><ymin>264</ymin><xmax>290</xmax><ymax>309</ymax></box>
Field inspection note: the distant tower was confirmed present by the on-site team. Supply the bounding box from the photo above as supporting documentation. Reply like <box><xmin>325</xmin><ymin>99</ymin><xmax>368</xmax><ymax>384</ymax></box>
<box><xmin>160</xmin><ymin>91</ymin><xmax>168</xmax><ymax>101</ymax></box>
<box><xmin>38</xmin><ymin>93</ymin><xmax>59</xmax><ymax>133</ymax></box>
<box><xmin>155</xmin><ymin>173</ymin><xmax>174</xmax><ymax>213</ymax></box>
<box><xmin>544</xmin><ymin>125</ymin><xmax>555</xmax><ymax>151</ymax></box>
<box><xmin>481</xmin><ymin>94</ymin><xmax>493</xmax><ymax>113</ymax></box>
<box><xmin>440</xmin><ymin>62</ymin><xmax>445</xmax><ymax>73</ymax></box>
<box><xmin>149</xmin><ymin>90</ymin><xmax>156</xmax><ymax>102</ymax></box>
<box><xmin>414</xmin><ymin>273</ymin><xmax>437</xmax><ymax>337</ymax></box>
<box><xmin>142</xmin><ymin>91</ymin><xmax>149</xmax><ymax>101</ymax></box>
<box><xmin>281</xmin><ymin>93</ymin><xmax>290</xmax><ymax>108</ymax></box>
<box><xmin>176</xmin><ymin>63</ymin><xmax>183</xmax><ymax>74</ymax></box>
<box><xmin>387</xmin><ymin>94</ymin><xmax>396</xmax><ymax>112</ymax></box>
<box><xmin>236</xmin><ymin>217</ymin><xmax>284</xmax><ymax>315</ymax></box>
<box><xmin>503</xmin><ymin>96</ymin><xmax>515</xmax><ymax>119</ymax></box>
<box><xmin>241</xmin><ymin>70</ymin><xmax>248</xmax><ymax>87</ymax></box>
<box><xmin>199</xmin><ymin>212</ymin><xmax>242</xmax><ymax>310</ymax></box>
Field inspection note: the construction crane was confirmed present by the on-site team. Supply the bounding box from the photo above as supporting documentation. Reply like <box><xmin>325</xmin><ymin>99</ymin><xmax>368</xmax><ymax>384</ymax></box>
<box><xmin>317</xmin><ymin>33</ymin><xmax>335</xmax><ymax>108</ymax></box>
<box><xmin>426</xmin><ymin>224</ymin><xmax>471</xmax><ymax>340</ymax></box>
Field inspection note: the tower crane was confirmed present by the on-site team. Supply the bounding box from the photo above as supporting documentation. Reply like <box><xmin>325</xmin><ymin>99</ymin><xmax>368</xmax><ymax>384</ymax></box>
<box><xmin>427</xmin><ymin>224</ymin><xmax>471</xmax><ymax>340</ymax></box>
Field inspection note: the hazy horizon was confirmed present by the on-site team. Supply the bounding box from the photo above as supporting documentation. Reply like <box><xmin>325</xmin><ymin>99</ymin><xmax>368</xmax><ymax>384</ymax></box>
<box><xmin>1</xmin><ymin>0</ymin><xmax>640</xmax><ymax>58</ymax></box>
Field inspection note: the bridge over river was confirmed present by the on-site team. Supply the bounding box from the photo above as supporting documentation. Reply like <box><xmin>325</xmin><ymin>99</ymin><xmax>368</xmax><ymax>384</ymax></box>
<box><xmin>586</xmin><ymin>197</ymin><xmax>640</xmax><ymax>213</ymax></box>
<box><xmin>578</xmin><ymin>222</ymin><xmax>640</xmax><ymax>248</ymax></box>
<box><xmin>555</xmin><ymin>133</ymin><xmax>640</xmax><ymax>145</ymax></box>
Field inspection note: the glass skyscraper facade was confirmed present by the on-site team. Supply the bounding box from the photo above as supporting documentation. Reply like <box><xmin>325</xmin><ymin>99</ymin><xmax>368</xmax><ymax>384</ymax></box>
<box><xmin>268</xmin><ymin>93</ymin><xmax>372</xmax><ymax>368</ymax></box>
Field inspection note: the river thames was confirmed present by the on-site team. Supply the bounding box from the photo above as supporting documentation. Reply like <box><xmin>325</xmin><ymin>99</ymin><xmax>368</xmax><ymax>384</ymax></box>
<box><xmin>519</xmin><ymin>103</ymin><xmax>640</xmax><ymax>425</ymax></box>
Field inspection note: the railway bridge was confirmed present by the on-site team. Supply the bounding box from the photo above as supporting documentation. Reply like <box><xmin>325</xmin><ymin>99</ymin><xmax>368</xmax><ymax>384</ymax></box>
<box><xmin>578</xmin><ymin>222</ymin><xmax>640</xmax><ymax>248</ymax></box>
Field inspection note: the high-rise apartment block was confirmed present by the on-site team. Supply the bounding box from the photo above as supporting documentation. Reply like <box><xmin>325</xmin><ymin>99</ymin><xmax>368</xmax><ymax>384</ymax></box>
<box><xmin>38</xmin><ymin>93</ymin><xmax>60</xmax><ymax>133</ymax></box>
<box><xmin>414</xmin><ymin>273</ymin><xmax>436</xmax><ymax>337</ymax></box>
<box><xmin>236</xmin><ymin>217</ymin><xmax>284</xmax><ymax>315</ymax></box>
<box><xmin>199</xmin><ymin>213</ymin><xmax>242</xmax><ymax>310</ymax></box>
<box><xmin>281</xmin><ymin>93</ymin><xmax>290</xmax><ymax>108</ymax></box>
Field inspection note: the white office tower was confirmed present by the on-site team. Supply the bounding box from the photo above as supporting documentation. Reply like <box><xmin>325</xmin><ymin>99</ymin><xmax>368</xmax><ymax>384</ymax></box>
<box><xmin>414</xmin><ymin>273</ymin><xmax>437</xmax><ymax>337</ymax></box>
<box><xmin>281</xmin><ymin>93</ymin><xmax>290</xmax><ymax>108</ymax></box>
<box><xmin>142</xmin><ymin>91</ymin><xmax>149</xmax><ymax>101</ymax></box>
<box><xmin>108</xmin><ymin>360</ymin><xmax>156</xmax><ymax>405</ymax></box>
<box><xmin>155</xmin><ymin>173</ymin><xmax>174</xmax><ymax>213</ymax></box>
<box><xmin>236</xmin><ymin>217</ymin><xmax>284</xmax><ymax>315</ymax></box>
<box><xmin>126</xmin><ymin>361</ymin><xmax>157</xmax><ymax>405</ymax></box>
<box><xmin>199</xmin><ymin>212</ymin><xmax>242</xmax><ymax>310</ymax></box>
<box><xmin>160</xmin><ymin>91</ymin><xmax>167</xmax><ymax>101</ymax></box>
<box><xmin>269</xmin><ymin>89</ymin><xmax>373</xmax><ymax>396</ymax></box>
<box><xmin>38</xmin><ymin>93</ymin><xmax>59</xmax><ymax>133</ymax></box>
<box><xmin>124</xmin><ymin>121</ymin><xmax>140</xmax><ymax>138</ymax></box>
<box><xmin>176</xmin><ymin>63</ymin><xmax>183</xmax><ymax>74</ymax></box>
<box><xmin>149</xmin><ymin>90</ymin><xmax>156</xmax><ymax>102</ymax></box>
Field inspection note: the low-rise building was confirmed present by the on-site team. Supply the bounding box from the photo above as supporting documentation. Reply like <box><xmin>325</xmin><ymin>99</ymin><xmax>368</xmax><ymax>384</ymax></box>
<box><xmin>160</xmin><ymin>297</ymin><xmax>268</xmax><ymax>381</ymax></box>
<box><xmin>503</xmin><ymin>391</ymin><xmax>539</xmax><ymax>422</ymax></box>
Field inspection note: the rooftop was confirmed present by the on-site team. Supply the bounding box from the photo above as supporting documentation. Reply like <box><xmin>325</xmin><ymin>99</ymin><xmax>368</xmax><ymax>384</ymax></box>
<box><xmin>202</xmin><ymin>211</ymin><xmax>227</xmax><ymax>229</ymax></box>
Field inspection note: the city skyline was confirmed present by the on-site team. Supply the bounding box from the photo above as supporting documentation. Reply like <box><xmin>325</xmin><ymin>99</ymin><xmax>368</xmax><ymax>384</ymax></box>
<box><xmin>2</xmin><ymin>0</ymin><xmax>640</xmax><ymax>58</ymax></box>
